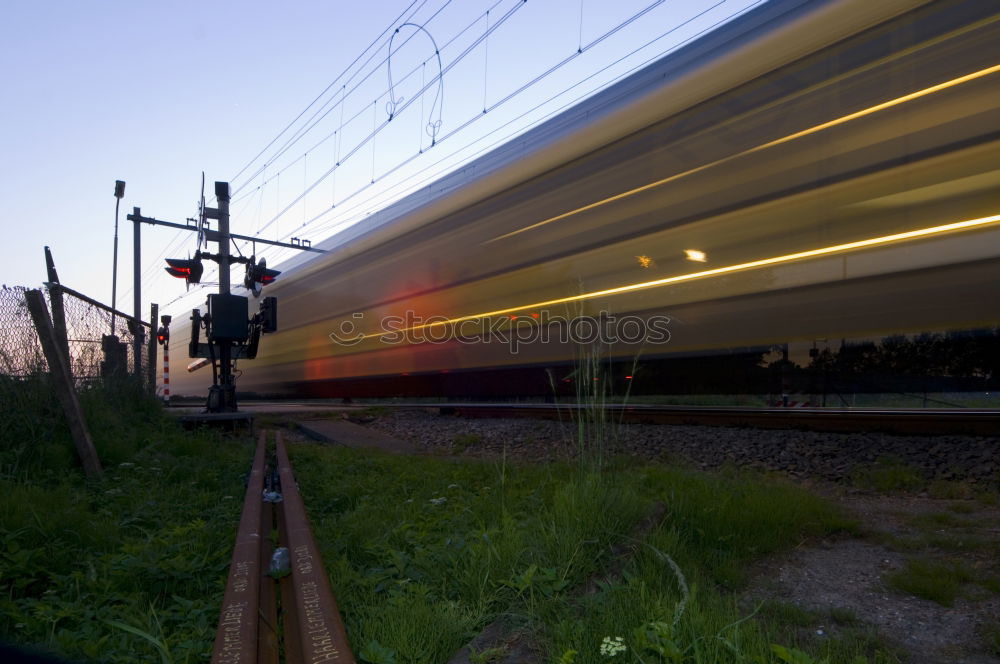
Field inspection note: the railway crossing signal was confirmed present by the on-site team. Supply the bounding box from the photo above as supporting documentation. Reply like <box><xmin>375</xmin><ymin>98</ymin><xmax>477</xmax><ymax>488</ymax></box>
<box><xmin>164</xmin><ymin>257</ymin><xmax>204</xmax><ymax>285</ymax></box>
<box><xmin>244</xmin><ymin>257</ymin><xmax>281</xmax><ymax>296</ymax></box>
<box><xmin>129</xmin><ymin>177</ymin><xmax>321</xmax><ymax>414</ymax></box>
<box><xmin>156</xmin><ymin>314</ymin><xmax>171</xmax><ymax>346</ymax></box>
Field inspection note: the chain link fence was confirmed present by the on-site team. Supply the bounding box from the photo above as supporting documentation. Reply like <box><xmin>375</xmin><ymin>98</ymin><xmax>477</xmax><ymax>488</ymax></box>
<box><xmin>0</xmin><ymin>285</ymin><xmax>151</xmax><ymax>382</ymax></box>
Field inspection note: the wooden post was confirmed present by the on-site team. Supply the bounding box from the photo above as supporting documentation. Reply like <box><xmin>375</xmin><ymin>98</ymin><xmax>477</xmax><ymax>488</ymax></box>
<box><xmin>24</xmin><ymin>289</ymin><xmax>103</xmax><ymax>478</ymax></box>
<box><xmin>44</xmin><ymin>247</ymin><xmax>71</xmax><ymax>364</ymax></box>
<box><xmin>148</xmin><ymin>303</ymin><xmax>158</xmax><ymax>394</ymax></box>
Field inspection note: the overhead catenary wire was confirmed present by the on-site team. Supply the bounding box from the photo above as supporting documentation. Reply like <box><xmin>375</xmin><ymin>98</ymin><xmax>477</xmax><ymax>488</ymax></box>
<box><xmin>250</xmin><ymin>0</ymin><xmax>528</xmax><ymax>239</ymax></box>
<box><xmin>259</xmin><ymin>0</ymin><xmax>747</xmax><ymax>244</ymax></box>
<box><xmin>230</xmin><ymin>0</ymin><xmax>503</xmax><ymax>203</ymax></box>
<box><xmin>227</xmin><ymin>0</ymin><xmax>765</xmax><ymax>275</ymax></box>
<box><xmin>229</xmin><ymin>0</ymin><xmax>425</xmax><ymax>185</ymax></box>
<box><xmin>231</xmin><ymin>0</ymin><xmax>458</xmax><ymax>197</ymax></box>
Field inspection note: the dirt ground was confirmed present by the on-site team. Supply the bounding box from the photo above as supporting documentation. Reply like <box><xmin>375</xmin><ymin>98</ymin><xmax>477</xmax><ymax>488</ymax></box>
<box><xmin>744</xmin><ymin>486</ymin><xmax>1000</xmax><ymax>663</ymax></box>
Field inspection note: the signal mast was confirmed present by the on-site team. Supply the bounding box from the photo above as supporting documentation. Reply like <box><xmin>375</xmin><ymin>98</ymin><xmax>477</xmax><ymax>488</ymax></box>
<box><xmin>128</xmin><ymin>178</ymin><xmax>323</xmax><ymax>413</ymax></box>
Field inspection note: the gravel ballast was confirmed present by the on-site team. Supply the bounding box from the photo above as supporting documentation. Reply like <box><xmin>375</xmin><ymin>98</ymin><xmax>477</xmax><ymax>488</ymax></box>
<box><xmin>363</xmin><ymin>409</ymin><xmax>999</xmax><ymax>484</ymax></box>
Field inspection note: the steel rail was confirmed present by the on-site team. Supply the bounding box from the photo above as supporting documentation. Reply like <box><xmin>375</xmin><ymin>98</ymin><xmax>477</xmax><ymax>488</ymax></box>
<box><xmin>211</xmin><ymin>431</ymin><xmax>267</xmax><ymax>663</ymax></box>
<box><xmin>275</xmin><ymin>431</ymin><xmax>356</xmax><ymax>663</ymax></box>
<box><xmin>211</xmin><ymin>431</ymin><xmax>355</xmax><ymax>663</ymax></box>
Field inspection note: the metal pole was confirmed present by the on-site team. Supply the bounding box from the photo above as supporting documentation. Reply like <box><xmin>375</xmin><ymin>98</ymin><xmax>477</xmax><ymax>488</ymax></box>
<box><xmin>148</xmin><ymin>303</ymin><xmax>158</xmax><ymax>393</ymax></box>
<box><xmin>112</xmin><ymin>180</ymin><xmax>125</xmax><ymax>335</ymax></box>
<box><xmin>163</xmin><ymin>336</ymin><xmax>170</xmax><ymax>404</ymax></box>
<box><xmin>216</xmin><ymin>181</ymin><xmax>235</xmax><ymax>411</ymax></box>
<box><xmin>133</xmin><ymin>207</ymin><xmax>142</xmax><ymax>379</ymax></box>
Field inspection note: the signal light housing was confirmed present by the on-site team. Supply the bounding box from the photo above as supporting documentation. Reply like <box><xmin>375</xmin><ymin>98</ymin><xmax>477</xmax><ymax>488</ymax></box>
<box><xmin>244</xmin><ymin>257</ymin><xmax>281</xmax><ymax>296</ymax></box>
<box><xmin>156</xmin><ymin>326</ymin><xmax>169</xmax><ymax>346</ymax></box>
<box><xmin>165</xmin><ymin>257</ymin><xmax>204</xmax><ymax>285</ymax></box>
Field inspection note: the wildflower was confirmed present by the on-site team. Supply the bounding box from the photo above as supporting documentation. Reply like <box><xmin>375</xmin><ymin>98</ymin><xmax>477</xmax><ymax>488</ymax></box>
<box><xmin>429</xmin><ymin>497</ymin><xmax>447</xmax><ymax>505</ymax></box>
<box><xmin>599</xmin><ymin>636</ymin><xmax>626</xmax><ymax>658</ymax></box>
<box><xmin>118</xmin><ymin>462</ymin><xmax>135</xmax><ymax>469</ymax></box>
<box><xmin>448</xmin><ymin>483</ymin><xmax>459</xmax><ymax>489</ymax></box>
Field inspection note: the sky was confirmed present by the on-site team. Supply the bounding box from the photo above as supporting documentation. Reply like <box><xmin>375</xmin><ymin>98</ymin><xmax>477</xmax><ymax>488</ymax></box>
<box><xmin>0</xmin><ymin>0</ymin><xmax>764</xmax><ymax>322</ymax></box>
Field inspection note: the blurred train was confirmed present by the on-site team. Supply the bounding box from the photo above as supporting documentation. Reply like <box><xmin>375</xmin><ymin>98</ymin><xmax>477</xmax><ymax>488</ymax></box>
<box><xmin>167</xmin><ymin>0</ymin><xmax>1000</xmax><ymax>399</ymax></box>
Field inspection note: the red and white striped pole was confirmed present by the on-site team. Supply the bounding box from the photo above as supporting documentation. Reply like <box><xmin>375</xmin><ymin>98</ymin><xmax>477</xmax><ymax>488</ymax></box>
<box><xmin>162</xmin><ymin>339</ymin><xmax>170</xmax><ymax>404</ymax></box>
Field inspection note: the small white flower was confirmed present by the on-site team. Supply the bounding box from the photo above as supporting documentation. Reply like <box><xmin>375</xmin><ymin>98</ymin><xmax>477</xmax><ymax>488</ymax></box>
<box><xmin>448</xmin><ymin>483</ymin><xmax>460</xmax><ymax>489</ymax></box>
<box><xmin>429</xmin><ymin>496</ymin><xmax>447</xmax><ymax>505</ymax></box>
<box><xmin>118</xmin><ymin>462</ymin><xmax>135</xmax><ymax>469</ymax></box>
<box><xmin>599</xmin><ymin>636</ymin><xmax>626</xmax><ymax>658</ymax></box>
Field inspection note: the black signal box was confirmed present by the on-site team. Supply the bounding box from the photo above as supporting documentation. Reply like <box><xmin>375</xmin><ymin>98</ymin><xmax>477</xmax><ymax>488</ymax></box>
<box><xmin>208</xmin><ymin>294</ymin><xmax>249</xmax><ymax>342</ymax></box>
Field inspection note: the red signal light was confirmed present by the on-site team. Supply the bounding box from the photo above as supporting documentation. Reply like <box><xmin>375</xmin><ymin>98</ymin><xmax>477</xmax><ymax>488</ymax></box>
<box><xmin>164</xmin><ymin>258</ymin><xmax>203</xmax><ymax>284</ymax></box>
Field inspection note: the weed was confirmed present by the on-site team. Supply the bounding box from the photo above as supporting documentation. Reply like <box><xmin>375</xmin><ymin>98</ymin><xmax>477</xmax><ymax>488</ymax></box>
<box><xmin>828</xmin><ymin>607</ymin><xmax>859</xmax><ymax>626</ymax></box>
<box><xmin>886</xmin><ymin>558</ymin><xmax>975</xmax><ymax>606</ymax></box>
<box><xmin>759</xmin><ymin>601</ymin><xmax>819</xmax><ymax>628</ymax></box>
<box><xmin>358</xmin><ymin>405</ymin><xmax>390</xmax><ymax>418</ymax></box>
<box><xmin>906</xmin><ymin>512</ymin><xmax>972</xmax><ymax>530</ymax></box>
<box><xmin>928</xmin><ymin>480</ymin><xmax>976</xmax><ymax>500</ymax></box>
<box><xmin>852</xmin><ymin>456</ymin><xmax>924</xmax><ymax>492</ymax></box>
<box><xmin>452</xmin><ymin>432</ymin><xmax>482</xmax><ymax>454</ymax></box>
<box><xmin>975</xmin><ymin>490</ymin><xmax>999</xmax><ymax>506</ymax></box>
<box><xmin>981</xmin><ymin>623</ymin><xmax>1000</xmax><ymax>657</ymax></box>
<box><xmin>469</xmin><ymin>645</ymin><xmax>507</xmax><ymax>663</ymax></box>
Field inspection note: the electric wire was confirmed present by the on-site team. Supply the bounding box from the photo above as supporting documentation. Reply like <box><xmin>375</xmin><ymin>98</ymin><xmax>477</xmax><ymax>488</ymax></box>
<box><xmin>229</xmin><ymin>1</ymin><xmax>764</xmax><ymax>276</ymax></box>
<box><xmin>229</xmin><ymin>0</ymin><xmax>424</xmax><ymax>185</ymax></box>
<box><xmin>269</xmin><ymin>0</ymin><xmax>750</xmax><ymax>242</ymax></box>
<box><xmin>250</xmin><ymin>0</ymin><xmax>528</xmax><ymax>238</ymax></box>
<box><xmin>230</xmin><ymin>0</ymin><xmax>506</xmax><ymax>202</ymax></box>
<box><xmin>231</xmin><ymin>0</ymin><xmax>458</xmax><ymax>197</ymax></box>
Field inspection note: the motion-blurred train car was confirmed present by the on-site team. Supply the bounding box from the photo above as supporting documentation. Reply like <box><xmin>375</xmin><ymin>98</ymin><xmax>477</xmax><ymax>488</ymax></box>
<box><xmin>168</xmin><ymin>0</ymin><xmax>1000</xmax><ymax>399</ymax></box>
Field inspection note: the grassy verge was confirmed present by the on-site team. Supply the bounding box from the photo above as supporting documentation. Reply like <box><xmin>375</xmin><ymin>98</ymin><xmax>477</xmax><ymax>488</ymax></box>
<box><xmin>1</xmin><ymin>372</ymin><xmax>901</xmax><ymax>664</ymax></box>
<box><xmin>288</xmin><ymin>442</ymin><xmax>884</xmax><ymax>664</ymax></box>
<box><xmin>0</xmin><ymin>377</ymin><xmax>250</xmax><ymax>662</ymax></box>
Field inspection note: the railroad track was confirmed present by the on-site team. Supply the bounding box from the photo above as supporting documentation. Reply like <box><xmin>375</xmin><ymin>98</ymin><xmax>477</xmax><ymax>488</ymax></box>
<box><xmin>211</xmin><ymin>431</ymin><xmax>355</xmax><ymax>664</ymax></box>
<box><xmin>194</xmin><ymin>401</ymin><xmax>1000</xmax><ymax>436</ymax></box>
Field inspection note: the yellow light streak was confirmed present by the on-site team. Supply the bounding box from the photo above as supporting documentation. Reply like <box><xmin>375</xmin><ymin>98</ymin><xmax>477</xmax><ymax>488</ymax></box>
<box><xmin>487</xmin><ymin>63</ymin><xmax>1000</xmax><ymax>243</ymax></box>
<box><xmin>363</xmin><ymin>213</ymin><xmax>1000</xmax><ymax>340</ymax></box>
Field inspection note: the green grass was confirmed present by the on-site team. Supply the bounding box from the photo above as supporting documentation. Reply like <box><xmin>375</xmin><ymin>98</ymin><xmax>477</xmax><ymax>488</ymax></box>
<box><xmin>851</xmin><ymin>457</ymin><xmax>924</xmax><ymax>492</ymax></box>
<box><xmin>1</xmin><ymin>373</ymin><xmax>898</xmax><ymax>664</ymax></box>
<box><xmin>286</xmin><ymin>442</ymin><xmax>877</xmax><ymax>664</ymax></box>
<box><xmin>885</xmin><ymin>558</ymin><xmax>975</xmax><ymax>606</ymax></box>
<box><xmin>451</xmin><ymin>432</ymin><xmax>482</xmax><ymax>454</ymax></box>
<box><xmin>928</xmin><ymin>480</ymin><xmax>978</xmax><ymax>500</ymax></box>
<box><xmin>982</xmin><ymin>623</ymin><xmax>1000</xmax><ymax>657</ymax></box>
<box><xmin>0</xmin><ymin>377</ymin><xmax>250</xmax><ymax>662</ymax></box>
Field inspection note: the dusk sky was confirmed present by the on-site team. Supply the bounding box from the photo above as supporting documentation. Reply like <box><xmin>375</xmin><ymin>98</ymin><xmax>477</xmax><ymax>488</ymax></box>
<box><xmin>0</xmin><ymin>0</ymin><xmax>762</xmax><ymax>320</ymax></box>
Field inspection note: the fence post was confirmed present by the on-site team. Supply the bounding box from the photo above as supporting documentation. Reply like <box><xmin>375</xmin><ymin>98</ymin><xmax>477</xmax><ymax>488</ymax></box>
<box><xmin>24</xmin><ymin>289</ymin><xmax>102</xmax><ymax>478</ymax></box>
<box><xmin>148</xmin><ymin>303</ymin><xmax>158</xmax><ymax>394</ymax></box>
<box><xmin>44</xmin><ymin>247</ymin><xmax>71</xmax><ymax>363</ymax></box>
